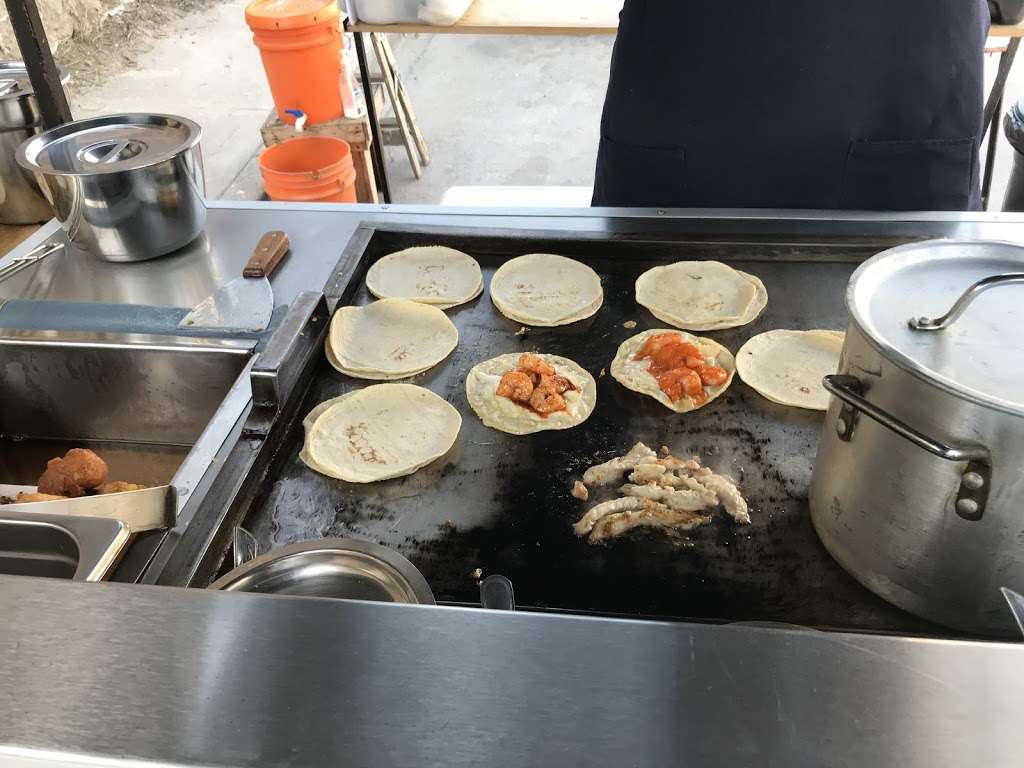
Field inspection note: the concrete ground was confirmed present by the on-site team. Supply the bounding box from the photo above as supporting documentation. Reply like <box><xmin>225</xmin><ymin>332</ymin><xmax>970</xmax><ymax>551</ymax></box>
<box><xmin>219</xmin><ymin>32</ymin><xmax>613</xmax><ymax>204</ymax></box>
<box><xmin>66</xmin><ymin>4</ymin><xmax>1024</xmax><ymax>209</ymax></box>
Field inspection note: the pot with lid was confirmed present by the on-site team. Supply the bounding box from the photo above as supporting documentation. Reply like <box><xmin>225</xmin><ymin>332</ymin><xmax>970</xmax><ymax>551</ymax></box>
<box><xmin>810</xmin><ymin>239</ymin><xmax>1024</xmax><ymax>636</ymax></box>
<box><xmin>17</xmin><ymin>113</ymin><xmax>206</xmax><ymax>262</ymax></box>
<box><xmin>0</xmin><ymin>61</ymin><xmax>70</xmax><ymax>224</ymax></box>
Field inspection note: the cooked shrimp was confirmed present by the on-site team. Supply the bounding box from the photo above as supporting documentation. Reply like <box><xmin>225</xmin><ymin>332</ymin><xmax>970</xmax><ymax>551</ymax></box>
<box><xmin>547</xmin><ymin>374</ymin><xmax>577</xmax><ymax>394</ymax></box>
<box><xmin>656</xmin><ymin>368</ymin><xmax>703</xmax><ymax>402</ymax></box>
<box><xmin>517</xmin><ymin>353</ymin><xmax>555</xmax><ymax>378</ymax></box>
<box><xmin>496</xmin><ymin>370</ymin><xmax>534</xmax><ymax>402</ymax></box>
<box><xmin>697</xmin><ymin>365</ymin><xmax>729</xmax><ymax>386</ymax></box>
<box><xmin>529</xmin><ymin>383</ymin><xmax>566</xmax><ymax>414</ymax></box>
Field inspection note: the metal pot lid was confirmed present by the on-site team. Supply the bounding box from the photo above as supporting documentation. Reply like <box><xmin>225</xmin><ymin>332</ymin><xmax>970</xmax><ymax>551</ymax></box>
<box><xmin>0</xmin><ymin>61</ymin><xmax>69</xmax><ymax>99</ymax></box>
<box><xmin>847</xmin><ymin>239</ymin><xmax>1024</xmax><ymax>416</ymax></box>
<box><xmin>17</xmin><ymin>113</ymin><xmax>201</xmax><ymax>176</ymax></box>
<box><xmin>209</xmin><ymin>538</ymin><xmax>436</xmax><ymax>605</ymax></box>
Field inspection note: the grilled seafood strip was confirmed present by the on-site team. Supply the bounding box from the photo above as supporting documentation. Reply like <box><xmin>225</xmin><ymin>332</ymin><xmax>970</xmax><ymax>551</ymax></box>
<box><xmin>691</xmin><ymin>472</ymin><xmax>751</xmax><ymax>524</ymax></box>
<box><xmin>589</xmin><ymin>502</ymin><xmax>711</xmax><ymax>543</ymax></box>
<box><xmin>620</xmin><ymin>482</ymin><xmax>717</xmax><ymax>511</ymax></box>
<box><xmin>573</xmin><ymin>496</ymin><xmax>647</xmax><ymax>536</ymax></box>
<box><xmin>582</xmin><ymin>442</ymin><xmax>657</xmax><ymax>486</ymax></box>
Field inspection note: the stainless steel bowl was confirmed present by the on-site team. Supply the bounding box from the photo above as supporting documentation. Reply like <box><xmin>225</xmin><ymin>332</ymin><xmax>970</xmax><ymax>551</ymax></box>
<box><xmin>17</xmin><ymin>113</ymin><xmax>206</xmax><ymax>262</ymax></box>
<box><xmin>209</xmin><ymin>538</ymin><xmax>436</xmax><ymax>605</ymax></box>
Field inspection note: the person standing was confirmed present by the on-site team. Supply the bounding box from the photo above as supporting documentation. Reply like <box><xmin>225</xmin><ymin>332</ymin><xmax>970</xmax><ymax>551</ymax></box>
<box><xmin>593</xmin><ymin>1</ymin><xmax>990</xmax><ymax>210</ymax></box>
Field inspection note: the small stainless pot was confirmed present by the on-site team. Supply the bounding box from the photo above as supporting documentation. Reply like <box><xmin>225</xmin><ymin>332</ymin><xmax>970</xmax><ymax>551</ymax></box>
<box><xmin>810</xmin><ymin>239</ymin><xmax>1024</xmax><ymax>636</ymax></box>
<box><xmin>17</xmin><ymin>113</ymin><xmax>206</xmax><ymax>262</ymax></box>
<box><xmin>0</xmin><ymin>62</ymin><xmax>70</xmax><ymax>224</ymax></box>
<box><xmin>209</xmin><ymin>538</ymin><xmax>436</xmax><ymax>605</ymax></box>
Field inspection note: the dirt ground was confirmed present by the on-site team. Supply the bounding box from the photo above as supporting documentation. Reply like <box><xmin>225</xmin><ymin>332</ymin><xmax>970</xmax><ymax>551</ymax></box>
<box><xmin>57</xmin><ymin>0</ymin><xmax>221</xmax><ymax>89</ymax></box>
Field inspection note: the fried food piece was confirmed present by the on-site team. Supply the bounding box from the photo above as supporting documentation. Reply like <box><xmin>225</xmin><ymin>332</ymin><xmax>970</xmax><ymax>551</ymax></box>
<box><xmin>13</xmin><ymin>492</ymin><xmax>66</xmax><ymax>503</ymax></box>
<box><xmin>98</xmin><ymin>481</ymin><xmax>146</xmax><ymax>495</ymax></box>
<box><xmin>589</xmin><ymin>502</ymin><xmax>711</xmax><ymax>543</ymax></box>
<box><xmin>582</xmin><ymin>442</ymin><xmax>657</xmax><ymax>486</ymax></box>
<box><xmin>571</xmin><ymin>480</ymin><xmax>589</xmax><ymax>502</ymax></box>
<box><xmin>37</xmin><ymin>448</ymin><xmax>109</xmax><ymax>497</ymax></box>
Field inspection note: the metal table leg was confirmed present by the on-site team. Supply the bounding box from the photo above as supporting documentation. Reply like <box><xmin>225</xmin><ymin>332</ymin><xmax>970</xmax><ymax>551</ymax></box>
<box><xmin>981</xmin><ymin>37</ymin><xmax>1020</xmax><ymax>209</ymax></box>
<box><xmin>3</xmin><ymin>0</ymin><xmax>72</xmax><ymax>129</ymax></box>
<box><xmin>354</xmin><ymin>31</ymin><xmax>392</xmax><ymax>204</ymax></box>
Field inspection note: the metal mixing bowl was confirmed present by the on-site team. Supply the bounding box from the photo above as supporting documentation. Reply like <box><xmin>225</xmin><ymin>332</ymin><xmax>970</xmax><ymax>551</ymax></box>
<box><xmin>209</xmin><ymin>538</ymin><xmax>436</xmax><ymax>605</ymax></box>
<box><xmin>17</xmin><ymin>113</ymin><xmax>206</xmax><ymax>262</ymax></box>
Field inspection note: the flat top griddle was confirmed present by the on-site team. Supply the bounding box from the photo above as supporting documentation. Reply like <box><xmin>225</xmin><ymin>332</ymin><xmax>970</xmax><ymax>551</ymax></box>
<box><xmin>241</xmin><ymin>225</ymin><xmax>945</xmax><ymax>637</ymax></box>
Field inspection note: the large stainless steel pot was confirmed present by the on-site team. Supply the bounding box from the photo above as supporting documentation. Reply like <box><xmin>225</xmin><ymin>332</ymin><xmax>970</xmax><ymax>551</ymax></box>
<box><xmin>17</xmin><ymin>113</ymin><xmax>206</xmax><ymax>262</ymax></box>
<box><xmin>0</xmin><ymin>62</ymin><xmax>69</xmax><ymax>224</ymax></box>
<box><xmin>209</xmin><ymin>538</ymin><xmax>436</xmax><ymax>605</ymax></box>
<box><xmin>810</xmin><ymin>239</ymin><xmax>1024</xmax><ymax>636</ymax></box>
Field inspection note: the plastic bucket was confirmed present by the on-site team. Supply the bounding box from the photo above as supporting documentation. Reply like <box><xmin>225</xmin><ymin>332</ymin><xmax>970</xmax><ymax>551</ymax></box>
<box><xmin>245</xmin><ymin>0</ymin><xmax>344</xmax><ymax>124</ymax></box>
<box><xmin>260</xmin><ymin>135</ymin><xmax>358</xmax><ymax>203</ymax></box>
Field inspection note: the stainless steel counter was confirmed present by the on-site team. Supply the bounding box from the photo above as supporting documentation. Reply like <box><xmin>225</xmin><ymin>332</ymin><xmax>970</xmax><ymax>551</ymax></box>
<box><xmin>4</xmin><ymin>203</ymin><xmax>1024</xmax><ymax>314</ymax></box>
<box><xmin>0</xmin><ymin>574</ymin><xmax>1022</xmax><ymax>768</ymax></box>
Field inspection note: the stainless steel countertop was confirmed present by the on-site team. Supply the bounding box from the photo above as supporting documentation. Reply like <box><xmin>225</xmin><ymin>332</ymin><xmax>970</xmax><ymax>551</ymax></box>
<box><xmin>4</xmin><ymin>204</ymin><xmax>1024</xmax><ymax>766</ymax></box>
<box><xmin>4</xmin><ymin>203</ymin><xmax>1024</xmax><ymax>314</ymax></box>
<box><xmin>0</xmin><ymin>574</ymin><xmax>1021</xmax><ymax>767</ymax></box>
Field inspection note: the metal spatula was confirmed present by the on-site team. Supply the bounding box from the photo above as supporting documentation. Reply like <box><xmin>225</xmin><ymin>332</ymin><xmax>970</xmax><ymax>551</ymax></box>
<box><xmin>179</xmin><ymin>231</ymin><xmax>290</xmax><ymax>331</ymax></box>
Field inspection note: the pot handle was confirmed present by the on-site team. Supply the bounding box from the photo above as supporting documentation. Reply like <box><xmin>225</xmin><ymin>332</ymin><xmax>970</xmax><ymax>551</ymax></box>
<box><xmin>908</xmin><ymin>272</ymin><xmax>1024</xmax><ymax>331</ymax></box>
<box><xmin>822</xmin><ymin>374</ymin><xmax>991</xmax><ymax>522</ymax></box>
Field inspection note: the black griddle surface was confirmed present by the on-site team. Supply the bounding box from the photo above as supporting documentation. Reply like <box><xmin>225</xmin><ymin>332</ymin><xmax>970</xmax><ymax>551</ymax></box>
<box><xmin>243</xmin><ymin>227</ymin><xmax>946</xmax><ymax>637</ymax></box>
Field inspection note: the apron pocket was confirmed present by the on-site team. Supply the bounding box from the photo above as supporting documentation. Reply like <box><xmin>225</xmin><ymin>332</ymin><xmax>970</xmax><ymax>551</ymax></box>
<box><xmin>840</xmin><ymin>138</ymin><xmax>975</xmax><ymax>211</ymax></box>
<box><xmin>593</xmin><ymin>135</ymin><xmax>686</xmax><ymax>207</ymax></box>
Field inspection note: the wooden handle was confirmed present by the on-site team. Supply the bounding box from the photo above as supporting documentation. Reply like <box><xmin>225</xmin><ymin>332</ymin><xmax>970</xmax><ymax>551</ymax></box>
<box><xmin>244</xmin><ymin>231</ymin><xmax>290</xmax><ymax>278</ymax></box>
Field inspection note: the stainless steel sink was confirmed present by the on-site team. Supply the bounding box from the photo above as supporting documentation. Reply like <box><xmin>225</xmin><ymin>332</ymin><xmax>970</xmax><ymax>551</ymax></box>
<box><xmin>0</xmin><ymin>329</ymin><xmax>256</xmax><ymax>581</ymax></box>
<box><xmin>0</xmin><ymin>511</ymin><xmax>128</xmax><ymax>580</ymax></box>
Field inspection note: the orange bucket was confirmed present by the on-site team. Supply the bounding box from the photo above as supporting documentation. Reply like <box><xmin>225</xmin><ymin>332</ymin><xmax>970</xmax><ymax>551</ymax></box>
<box><xmin>260</xmin><ymin>135</ymin><xmax>358</xmax><ymax>203</ymax></box>
<box><xmin>245</xmin><ymin>0</ymin><xmax>344</xmax><ymax>125</ymax></box>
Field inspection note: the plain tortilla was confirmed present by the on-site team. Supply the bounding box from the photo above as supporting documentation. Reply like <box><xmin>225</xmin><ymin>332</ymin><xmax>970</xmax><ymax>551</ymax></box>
<box><xmin>736</xmin><ymin>329</ymin><xmax>844</xmax><ymax>410</ymax></box>
<box><xmin>611</xmin><ymin>328</ymin><xmax>736</xmax><ymax>413</ymax></box>
<box><xmin>302</xmin><ymin>384</ymin><xmax>461</xmax><ymax>483</ymax></box>
<box><xmin>466</xmin><ymin>353</ymin><xmax>598</xmax><ymax>435</ymax></box>
<box><xmin>366</xmin><ymin>246</ymin><xmax>483</xmax><ymax>309</ymax></box>
<box><xmin>489</xmin><ymin>254</ymin><xmax>603</xmax><ymax>326</ymax></box>
<box><xmin>326</xmin><ymin>298</ymin><xmax>458</xmax><ymax>380</ymax></box>
<box><xmin>636</xmin><ymin>261</ymin><xmax>766</xmax><ymax>331</ymax></box>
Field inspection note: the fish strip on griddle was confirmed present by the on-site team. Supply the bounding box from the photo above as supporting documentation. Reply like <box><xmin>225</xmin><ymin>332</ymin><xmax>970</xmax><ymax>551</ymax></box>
<box><xmin>620</xmin><ymin>482</ymin><xmax>717</xmax><ymax>511</ymax></box>
<box><xmin>573</xmin><ymin>496</ymin><xmax>647</xmax><ymax>536</ymax></box>
<box><xmin>582</xmin><ymin>442</ymin><xmax>657</xmax><ymax>486</ymax></box>
<box><xmin>589</xmin><ymin>502</ymin><xmax>712</xmax><ymax>543</ymax></box>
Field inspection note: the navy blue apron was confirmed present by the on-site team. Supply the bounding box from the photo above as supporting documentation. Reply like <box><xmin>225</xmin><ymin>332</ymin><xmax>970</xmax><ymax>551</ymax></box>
<box><xmin>593</xmin><ymin>1</ymin><xmax>989</xmax><ymax>210</ymax></box>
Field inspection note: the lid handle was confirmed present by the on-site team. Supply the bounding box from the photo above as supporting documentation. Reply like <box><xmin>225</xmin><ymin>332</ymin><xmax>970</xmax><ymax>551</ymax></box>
<box><xmin>909</xmin><ymin>272</ymin><xmax>1024</xmax><ymax>331</ymax></box>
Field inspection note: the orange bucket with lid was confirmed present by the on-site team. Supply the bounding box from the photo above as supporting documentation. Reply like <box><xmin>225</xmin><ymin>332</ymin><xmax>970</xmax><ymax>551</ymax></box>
<box><xmin>260</xmin><ymin>135</ymin><xmax>358</xmax><ymax>203</ymax></box>
<box><xmin>246</xmin><ymin>0</ymin><xmax>344</xmax><ymax>125</ymax></box>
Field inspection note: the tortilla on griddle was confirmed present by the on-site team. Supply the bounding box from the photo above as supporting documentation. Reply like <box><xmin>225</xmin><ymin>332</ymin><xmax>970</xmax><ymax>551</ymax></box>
<box><xmin>466</xmin><ymin>353</ymin><xmax>598</xmax><ymax>435</ymax></box>
<box><xmin>302</xmin><ymin>384</ymin><xmax>461</xmax><ymax>483</ymax></box>
<box><xmin>326</xmin><ymin>298</ymin><xmax>458</xmax><ymax>380</ymax></box>
<box><xmin>736</xmin><ymin>329</ymin><xmax>844</xmax><ymax>410</ymax></box>
<box><xmin>611</xmin><ymin>328</ymin><xmax>736</xmax><ymax>413</ymax></box>
<box><xmin>636</xmin><ymin>261</ymin><xmax>766</xmax><ymax>331</ymax></box>
<box><xmin>366</xmin><ymin>246</ymin><xmax>482</xmax><ymax>309</ymax></box>
<box><xmin>489</xmin><ymin>254</ymin><xmax>603</xmax><ymax>326</ymax></box>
